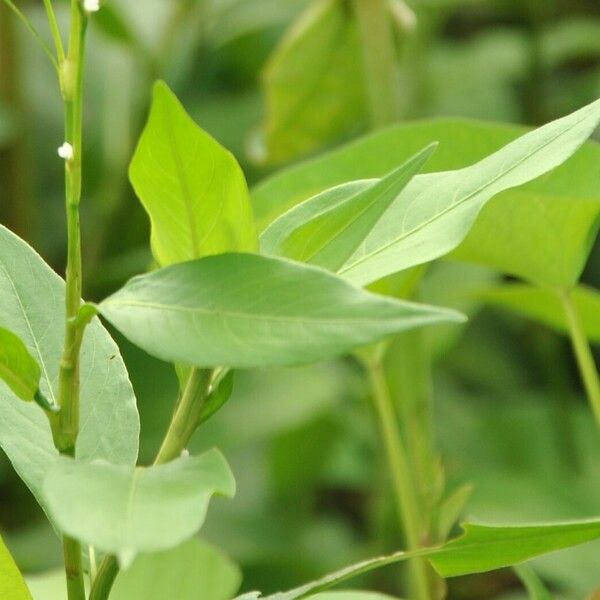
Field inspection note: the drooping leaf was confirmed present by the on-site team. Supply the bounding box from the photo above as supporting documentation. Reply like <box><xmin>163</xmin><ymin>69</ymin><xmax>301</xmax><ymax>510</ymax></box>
<box><xmin>98</xmin><ymin>253</ymin><xmax>464</xmax><ymax>369</ymax></box>
<box><xmin>261</xmin><ymin>144</ymin><xmax>437</xmax><ymax>272</ymax></box>
<box><xmin>335</xmin><ymin>99</ymin><xmax>600</xmax><ymax>286</ymax></box>
<box><xmin>0</xmin><ymin>532</ymin><xmax>32</xmax><ymax>600</ymax></box>
<box><xmin>0</xmin><ymin>326</ymin><xmax>44</xmax><ymax>403</ymax></box>
<box><xmin>0</xmin><ymin>225</ymin><xmax>139</xmax><ymax>509</ymax></box>
<box><xmin>237</xmin><ymin>518</ymin><xmax>600</xmax><ymax>599</ymax></box>
<box><xmin>252</xmin><ymin>110</ymin><xmax>600</xmax><ymax>287</ymax></box>
<box><xmin>111</xmin><ymin>538</ymin><xmax>241</xmax><ymax>600</ymax></box>
<box><xmin>129</xmin><ymin>81</ymin><xmax>257</xmax><ymax>266</ymax></box>
<box><xmin>514</xmin><ymin>565</ymin><xmax>553</xmax><ymax>600</ymax></box>
<box><xmin>252</xmin><ymin>0</ymin><xmax>366</xmax><ymax>164</ymax></box>
<box><xmin>42</xmin><ymin>449</ymin><xmax>235</xmax><ymax>568</ymax></box>
<box><xmin>479</xmin><ymin>284</ymin><xmax>600</xmax><ymax>343</ymax></box>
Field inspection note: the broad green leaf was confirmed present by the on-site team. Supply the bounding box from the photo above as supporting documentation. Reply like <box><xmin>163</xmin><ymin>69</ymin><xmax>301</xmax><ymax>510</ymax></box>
<box><xmin>98</xmin><ymin>253</ymin><xmax>464</xmax><ymax>369</ymax></box>
<box><xmin>0</xmin><ymin>225</ymin><xmax>139</xmax><ymax>510</ymax></box>
<box><xmin>129</xmin><ymin>81</ymin><xmax>257</xmax><ymax>266</ymax></box>
<box><xmin>261</xmin><ymin>144</ymin><xmax>437</xmax><ymax>271</ymax></box>
<box><xmin>26</xmin><ymin>571</ymin><xmax>70</xmax><ymax>600</ymax></box>
<box><xmin>252</xmin><ymin>112</ymin><xmax>600</xmax><ymax>287</ymax></box>
<box><xmin>42</xmin><ymin>449</ymin><xmax>235</xmax><ymax>568</ymax></box>
<box><xmin>514</xmin><ymin>565</ymin><xmax>553</xmax><ymax>600</ymax></box>
<box><xmin>336</xmin><ymin>99</ymin><xmax>600</xmax><ymax>286</ymax></box>
<box><xmin>0</xmin><ymin>326</ymin><xmax>44</xmax><ymax>403</ymax></box>
<box><xmin>479</xmin><ymin>284</ymin><xmax>600</xmax><ymax>343</ymax></box>
<box><xmin>238</xmin><ymin>518</ymin><xmax>600</xmax><ymax>599</ymax></box>
<box><xmin>0</xmin><ymin>532</ymin><xmax>32</xmax><ymax>600</ymax></box>
<box><xmin>253</xmin><ymin>0</ymin><xmax>366</xmax><ymax>164</ymax></box>
<box><xmin>111</xmin><ymin>538</ymin><xmax>241</xmax><ymax>600</ymax></box>
<box><xmin>306</xmin><ymin>594</ymin><xmax>400</xmax><ymax>600</ymax></box>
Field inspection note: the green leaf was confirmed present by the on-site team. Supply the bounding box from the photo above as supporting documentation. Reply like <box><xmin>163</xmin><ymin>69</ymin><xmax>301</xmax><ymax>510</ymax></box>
<box><xmin>307</xmin><ymin>593</ymin><xmax>401</xmax><ymax>600</ymax></box>
<box><xmin>0</xmin><ymin>326</ymin><xmax>44</xmax><ymax>403</ymax></box>
<box><xmin>42</xmin><ymin>448</ymin><xmax>235</xmax><ymax>568</ymax></box>
<box><xmin>252</xmin><ymin>111</ymin><xmax>600</xmax><ymax>287</ymax></box>
<box><xmin>479</xmin><ymin>284</ymin><xmax>600</xmax><ymax>343</ymax></box>
<box><xmin>335</xmin><ymin>99</ymin><xmax>600</xmax><ymax>286</ymax></box>
<box><xmin>111</xmin><ymin>538</ymin><xmax>242</xmax><ymax>600</ymax></box>
<box><xmin>98</xmin><ymin>253</ymin><xmax>464</xmax><ymax>369</ymax></box>
<box><xmin>514</xmin><ymin>565</ymin><xmax>553</xmax><ymax>600</ymax></box>
<box><xmin>0</xmin><ymin>225</ymin><xmax>139</xmax><ymax>509</ymax></box>
<box><xmin>0</xmin><ymin>532</ymin><xmax>32</xmax><ymax>600</ymax></box>
<box><xmin>129</xmin><ymin>81</ymin><xmax>257</xmax><ymax>266</ymax></box>
<box><xmin>239</xmin><ymin>518</ymin><xmax>600</xmax><ymax>599</ymax></box>
<box><xmin>261</xmin><ymin>144</ymin><xmax>437</xmax><ymax>272</ymax></box>
<box><xmin>198</xmin><ymin>370</ymin><xmax>235</xmax><ymax>426</ymax></box>
<box><xmin>253</xmin><ymin>0</ymin><xmax>366</xmax><ymax>164</ymax></box>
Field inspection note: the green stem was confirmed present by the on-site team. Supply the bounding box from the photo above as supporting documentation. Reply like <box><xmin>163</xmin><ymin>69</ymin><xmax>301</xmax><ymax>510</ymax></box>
<box><xmin>154</xmin><ymin>368</ymin><xmax>213</xmax><ymax>465</ymax></box>
<box><xmin>558</xmin><ymin>288</ymin><xmax>600</xmax><ymax>428</ymax></box>
<box><xmin>352</xmin><ymin>0</ymin><xmax>401</xmax><ymax>127</ymax></box>
<box><xmin>89</xmin><ymin>368</ymin><xmax>214</xmax><ymax>600</ymax></box>
<box><xmin>366</xmin><ymin>360</ymin><xmax>432</xmax><ymax>600</ymax></box>
<box><xmin>51</xmin><ymin>3</ymin><xmax>88</xmax><ymax>599</ymax></box>
<box><xmin>42</xmin><ymin>0</ymin><xmax>65</xmax><ymax>62</ymax></box>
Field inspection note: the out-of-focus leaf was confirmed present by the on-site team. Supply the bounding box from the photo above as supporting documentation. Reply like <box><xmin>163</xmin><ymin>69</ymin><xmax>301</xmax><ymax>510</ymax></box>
<box><xmin>0</xmin><ymin>532</ymin><xmax>32</xmax><ymax>600</ymax></box>
<box><xmin>514</xmin><ymin>565</ymin><xmax>553</xmax><ymax>600</ymax></box>
<box><xmin>479</xmin><ymin>284</ymin><xmax>600</xmax><ymax>343</ymax></box>
<box><xmin>0</xmin><ymin>225</ymin><xmax>139</xmax><ymax>509</ymax></box>
<box><xmin>93</xmin><ymin>4</ymin><xmax>138</xmax><ymax>47</ymax></box>
<box><xmin>98</xmin><ymin>253</ymin><xmax>464</xmax><ymax>369</ymax></box>
<box><xmin>130</xmin><ymin>81</ymin><xmax>257</xmax><ymax>266</ymax></box>
<box><xmin>251</xmin><ymin>113</ymin><xmax>600</xmax><ymax>287</ymax></box>
<box><xmin>111</xmin><ymin>538</ymin><xmax>241</xmax><ymax>600</ymax></box>
<box><xmin>252</xmin><ymin>0</ymin><xmax>366</xmax><ymax>164</ymax></box>
<box><xmin>261</xmin><ymin>144</ymin><xmax>436</xmax><ymax>271</ymax></box>
<box><xmin>42</xmin><ymin>449</ymin><xmax>235</xmax><ymax>568</ymax></box>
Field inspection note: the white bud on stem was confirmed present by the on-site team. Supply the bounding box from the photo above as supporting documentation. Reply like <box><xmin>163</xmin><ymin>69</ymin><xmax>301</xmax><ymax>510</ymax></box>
<box><xmin>57</xmin><ymin>142</ymin><xmax>74</xmax><ymax>161</ymax></box>
<box><xmin>82</xmin><ymin>0</ymin><xmax>100</xmax><ymax>13</ymax></box>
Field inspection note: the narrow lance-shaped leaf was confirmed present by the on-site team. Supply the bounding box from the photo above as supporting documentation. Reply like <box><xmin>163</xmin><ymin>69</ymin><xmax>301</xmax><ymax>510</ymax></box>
<box><xmin>42</xmin><ymin>448</ymin><xmax>235</xmax><ymax>568</ymax></box>
<box><xmin>129</xmin><ymin>81</ymin><xmax>257</xmax><ymax>266</ymax></box>
<box><xmin>261</xmin><ymin>143</ymin><xmax>437</xmax><ymax>272</ymax></box>
<box><xmin>0</xmin><ymin>326</ymin><xmax>56</xmax><ymax>411</ymax></box>
<box><xmin>335</xmin><ymin>98</ymin><xmax>600</xmax><ymax>286</ymax></box>
<box><xmin>97</xmin><ymin>253</ymin><xmax>465</xmax><ymax>369</ymax></box>
<box><xmin>0</xmin><ymin>532</ymin><xmax>32</xmax><ymax>600</ymax></box>
<box><xmin>0</xmin><ymin>224</ymin><xmax>139</xmax><ymax>511</ymax></box>
<box><xmin>240</xmin><ymin>518</ymin><xmax>600</xmax><ymax>600</ymax></box>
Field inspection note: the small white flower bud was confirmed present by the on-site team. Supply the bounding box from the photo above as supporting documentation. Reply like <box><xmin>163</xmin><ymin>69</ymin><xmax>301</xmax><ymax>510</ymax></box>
<box><xmin>180</xmin><ymin>448</ymin><xmax>190</xmax><ymax>458</ymax></box>
<box><xmin>57</xmin><ymin>142</ymin><xmax>74</xmax><ymax>161</ymax></box>
<box><xmin>83</xmin><ymin>0</ymin><xmax>100</xmax><ymax>13</ymax></box>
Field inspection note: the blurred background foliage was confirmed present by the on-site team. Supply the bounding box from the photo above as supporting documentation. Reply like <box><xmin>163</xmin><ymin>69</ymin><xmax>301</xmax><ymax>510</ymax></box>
<box><xmin>1</xmin><ymin>0</ymin><xmax>600</xmax><ymax>598</ymax></box>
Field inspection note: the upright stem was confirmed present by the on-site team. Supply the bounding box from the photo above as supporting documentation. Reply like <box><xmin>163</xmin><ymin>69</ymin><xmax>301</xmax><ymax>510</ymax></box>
<box><xmin>366</xmin><ymin>361</ymin><xmax>432</xmax><ymax>600</ymax></box>
<box><xmin>558</xmin><ymin>288</ymin><xmax>600</xmax><ymax>428</ymax></box>
<box><xmin>53</xmin><ymin>3</ymin><xmax>88</xmax><ymax>599</ymax></box>
<box><xmin>154</xmin><ymin>368</ymin><xmax>213</xmax><ymax>465</ymax></box>
<box><xmin>352</xmin><ymin>0</ymin><xmax>401</xmax><ymax>127</ymax></box>
<box><xmin>89</xmin><ymin>368</ymin><xmax>214</xmax><ymax>600</ymax></box>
